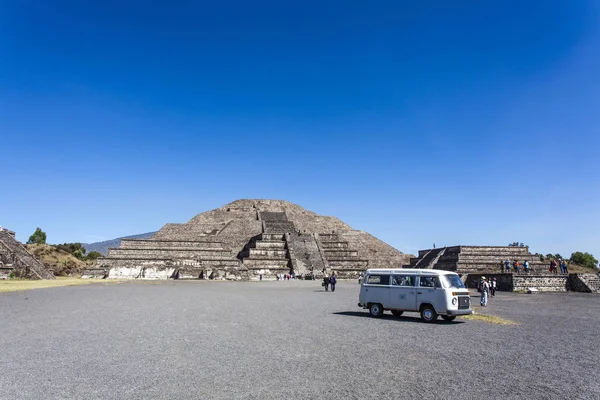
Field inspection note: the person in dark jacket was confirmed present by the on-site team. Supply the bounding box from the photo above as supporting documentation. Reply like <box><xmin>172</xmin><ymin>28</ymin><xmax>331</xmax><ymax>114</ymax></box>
<box><xmin>330</xmin><ymin>273</ymin><xmax>337</xmax><ymax>292</ymax></box>
<box><xmin>323</xmin><ymin>275</ymin><xmax>330</xmax><ymax>291</ymax></box>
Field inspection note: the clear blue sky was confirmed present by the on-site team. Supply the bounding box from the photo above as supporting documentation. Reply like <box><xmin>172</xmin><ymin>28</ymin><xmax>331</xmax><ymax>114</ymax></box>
<box><xmin>1</xmin><ymin>1</ymin><xmax>599</xmax><ymax>261</ymax></box>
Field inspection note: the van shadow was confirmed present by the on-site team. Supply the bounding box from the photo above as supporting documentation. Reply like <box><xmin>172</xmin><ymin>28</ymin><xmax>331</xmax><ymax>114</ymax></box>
<box><xmin>333</xmin><ymin>311</ymin><xmax>465</xmax><ymax>325</ymax></box>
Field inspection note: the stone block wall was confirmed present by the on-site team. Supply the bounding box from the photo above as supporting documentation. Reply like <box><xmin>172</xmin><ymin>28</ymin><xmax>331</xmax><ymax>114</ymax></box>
<box><xmin>466</xmin><ymin>273</ymin><xmax>597</xmax><ymax>293</ymax></box>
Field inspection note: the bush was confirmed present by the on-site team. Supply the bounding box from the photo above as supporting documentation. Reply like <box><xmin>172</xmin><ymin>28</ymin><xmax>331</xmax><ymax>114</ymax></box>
<box><xmin>27</xmin><ymin>228</ymin><xmax>47</xmax><ymax>244</ymax></box>
<box><xmin>570</xmin><ymin>252</ymin><xmax>598</xmax><ymax>269</ymax></box>
<box><xmin>72</xmin><ymin>248</ymin><xmax>85</xmax><ymax>260</ymax></box>
<box><xmin>86</xmin><ymin>251</ymin><xmax>102</xmax><ymax>261</ymax></box>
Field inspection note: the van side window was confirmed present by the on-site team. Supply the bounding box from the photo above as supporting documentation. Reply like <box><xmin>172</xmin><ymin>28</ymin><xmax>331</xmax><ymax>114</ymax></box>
<box><xmin>392</xmin><ymin>275</ymin><xmax>415</xmax><ymax>286</ymax></box>
<box><xmin>366</xmin><ymin>274</ymin><xmax>390</xmax><ymax>285</ymax></box>
<box><xmin>419</xmin><ymin>276</ymin><xmax>441</xmax><ymax>288</ymax></box>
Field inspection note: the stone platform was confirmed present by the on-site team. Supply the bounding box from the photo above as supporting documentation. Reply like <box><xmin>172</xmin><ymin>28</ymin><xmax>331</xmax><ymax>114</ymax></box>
<box><xmin>405</xmin><ymin>245</ymin><xmax>547</xmax><ymax>274</ymax></box>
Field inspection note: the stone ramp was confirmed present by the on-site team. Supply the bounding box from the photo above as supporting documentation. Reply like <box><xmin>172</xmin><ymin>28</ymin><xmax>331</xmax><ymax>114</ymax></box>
<box><xmin>0</xmin><ymin>231</ymin><xmax>55</xmax><ymax>279</ymax></box>
<box><xmin>572</xmin><ymin>273</ymin><xmax>600</xmax><ymax>293</ymax></box>
<box><xmin>406</xmin><ymin>247</ymin><xmax>446</xmax><ymax>269</ymax></box>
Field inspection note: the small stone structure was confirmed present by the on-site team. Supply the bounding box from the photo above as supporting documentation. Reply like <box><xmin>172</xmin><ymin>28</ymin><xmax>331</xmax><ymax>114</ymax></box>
<box><xmin>96</xmin><ymin>199</ymin><xmax>409</xmax><ymax>280</ymax></box>
<box><xmin>0</xmin><ymin>229</ymin><xmax>55</xmax><ymax>280</ymax></box>
<box><xmin>408</xmin><ymin>245</ymin><xmax>599</xmax><ymax>293</ymax></box>
<box><xmin>405</xmin><ymin>245</ymin><xmax>546</xmax><ymax>273</ymax></box>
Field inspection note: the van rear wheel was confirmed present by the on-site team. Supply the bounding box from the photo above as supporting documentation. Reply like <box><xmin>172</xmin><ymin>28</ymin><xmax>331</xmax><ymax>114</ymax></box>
<box><xmin>441</xmin><ymin>315</ymin><xmax>456</xmax><ymax>322</ymax></box>
<box><xmin>369</xmin><ymin>303</ymin><xmax>383</xmax><ymax>318</ymax></box>
<box><xmin>391</xmin><ymin>310</ymin><xmax>403</xmax><ymax>317</ymax></box>
<box><xmin>420</xmin><ymin>305</ymin><xmax>438</xmax><ymax>322</ymax></box>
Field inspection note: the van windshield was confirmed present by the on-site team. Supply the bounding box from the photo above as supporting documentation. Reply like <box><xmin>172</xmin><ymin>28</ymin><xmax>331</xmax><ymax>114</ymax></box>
<box><xmin>441</xmin><ymin>275</ymin><xmax>466</xmax><ymax>289</ymax></box>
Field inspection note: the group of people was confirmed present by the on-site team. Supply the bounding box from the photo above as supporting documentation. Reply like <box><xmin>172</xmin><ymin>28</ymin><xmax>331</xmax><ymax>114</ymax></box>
<box><xmin>502</xmin><ymin>259</ymin><xmax>530</xmax><ymax>274</ymax></box>
<box><xmin>478</xmin><ymin>276</ymin><xmax>497</xmax><ymax>307</ymax></box>
<box><xmin>322</xmin><ymin>273</ymin><xmax>337</xmax><ymax>292</ymax></box>
<box><xmin>502</xmin><ymin>258</ymin><xmax>570</xmax><ymax>274</ymax></box>
<box><xmin>276</xmin><ymin>273</ymin><xmax>294</xmax><ymax>281</ymax></box>
<box><xmin>548</xmin><ymin>259</ymin><xmax>569</xmax><ymax>274</ymax></box>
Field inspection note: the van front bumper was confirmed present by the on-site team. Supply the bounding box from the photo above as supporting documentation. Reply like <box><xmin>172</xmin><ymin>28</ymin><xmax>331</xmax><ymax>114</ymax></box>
<box><xmin>446</xmin><ymin>309</ymin><xmax>473</xmax><ymax>316</ymax></box>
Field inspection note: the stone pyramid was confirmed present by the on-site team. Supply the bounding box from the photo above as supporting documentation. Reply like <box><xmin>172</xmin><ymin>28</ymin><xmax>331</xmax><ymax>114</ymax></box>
<box><xmin>96</xmin><ymin>199</ymin><xmax>408</xmax><ymax>280</ymax></box>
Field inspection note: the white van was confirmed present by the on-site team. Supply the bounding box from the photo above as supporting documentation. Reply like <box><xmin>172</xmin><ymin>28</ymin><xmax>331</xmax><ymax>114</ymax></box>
<box><xmin>358</xmin><ymin>269</ymin><xmax>472</xmax><ymax>322</ymax></box>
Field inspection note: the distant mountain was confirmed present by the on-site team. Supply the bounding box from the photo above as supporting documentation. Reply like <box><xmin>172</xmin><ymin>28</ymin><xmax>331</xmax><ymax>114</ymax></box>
<box><xmin>82</xmin><ymin>232</ymin><xmax>156</xmax><ymax>256</ymax></box>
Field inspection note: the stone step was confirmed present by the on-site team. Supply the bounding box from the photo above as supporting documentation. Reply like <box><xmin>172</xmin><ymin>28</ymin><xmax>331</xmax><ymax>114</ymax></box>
<box><xmin>249</xmin><ymin>249</ymin><xmax>288</xmax><ymax>258</ymax></box>
<box><xmin>445</xmin><ymin>255</ymin><xmax>543</xmax><ymax>262</ymax></box>
<box><xmin>320</xmin><ymin>242</ymin><xmax>349</xmax><ymax>249</ymax></box>
<box><xmin>261</xmin><ymin>233</ymin><xmax>284</xmax><ymax>241</ymax></box>
<box><xmin>243</xmin><ymin>259</ymin><xmax>290</xmax><ymax>268</ymax></box>
<box><xmin>323</xmin><ymin>250</ymin><xmax>358</xmax><ymax>257</ymax></box>
<box><xmin>107</xmin><ymin>249</ymin><xmax>231</xmax><ymax>258</ymax></box>
<box><xmin>327</xmin><ymin>259</ymin><xmax>368</xmax><ymax>268</ymax></box>
<box><xmin>120</xmin><ymin>239</ymin><xmax>224</xmax><ymax>249</ymax></box>
<box><xmin>255</xmin><ymin>241</ymin><xmax>286</xmax><ymax>249</ymax></box>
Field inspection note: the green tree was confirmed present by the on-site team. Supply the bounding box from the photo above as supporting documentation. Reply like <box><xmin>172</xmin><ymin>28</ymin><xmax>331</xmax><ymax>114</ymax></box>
<box><xmin>570</xmin><ymin>252</ymin><xmax>598</xmax><ymax>269</ymax></box>
<box><xmin>27</xmin><ymin>228</ymin><xmax>47</xmax><ymax>244</ymax></box>
<box><xmin>86</xmin><ymin>251</ymin><xmax>102</xmax><ymax>261</ymax></box>
<box><xmin>72</xmin><ymin>248</ymin><xmax>85</xmax><ymax>260</ymax></box>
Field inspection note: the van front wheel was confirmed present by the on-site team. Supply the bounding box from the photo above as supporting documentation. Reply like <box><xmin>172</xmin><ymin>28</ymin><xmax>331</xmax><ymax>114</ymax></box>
<box><xmin>369</xmin><ymin>303</ymin><xmax>383</xmax><ymax>318</ymax></box>
<box><xmin>420</xmin><ymin>305</ymin><xmax>438</xmax><ymax>322</ymax></box>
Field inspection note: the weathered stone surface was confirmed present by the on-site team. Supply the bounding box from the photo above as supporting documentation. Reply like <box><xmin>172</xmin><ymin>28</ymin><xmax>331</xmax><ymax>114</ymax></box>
<box><xmin>97</xmin><ymin>199</ymin><xmax>409</xmax><ymax>280</ymax></box>
<box><xmin>0</xmin><ymin>230</ymin><xmax>55</xmax><ymax>280</ymax></box>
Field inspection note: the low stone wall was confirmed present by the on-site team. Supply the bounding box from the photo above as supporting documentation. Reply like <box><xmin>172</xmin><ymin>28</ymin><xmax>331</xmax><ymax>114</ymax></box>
<box><xmin>466</xmin><ymin>273</ymin><xmax>595</xmax><ymax>293</ymax></box>
<box><xmin>81</xmin><ymin>268</ymin><xmax>107</xmax><ymax>279</ymax></box>
<box><xmin>108</xmin><ymin>266</ymin><xmax>177</xmax><ymax>279</ymax></box>
<box><xmin>513</xmin><ymin>275</ymin><xmax>568</xmax><ymax>292</ymax></box>
<box><xmin>0</xmin><ymin>267</ymin><xmax>14</xmax><ymax>280</ymax></box>
<box><xmin>465</xmin><ymin>274</ymin><xmax>513</xmax><ymax>291</ymax></box>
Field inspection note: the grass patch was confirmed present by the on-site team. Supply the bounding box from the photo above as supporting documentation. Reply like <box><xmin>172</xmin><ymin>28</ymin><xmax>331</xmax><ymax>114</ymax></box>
<box><xmin>463</xmin><ymin>311</ymin><xmax>519</xmax><ymax>325</ymax></box>
<box><xmin>0</xmin><ymin>277</ymin><xmax>121</xmax><ymax>293</ymax></box>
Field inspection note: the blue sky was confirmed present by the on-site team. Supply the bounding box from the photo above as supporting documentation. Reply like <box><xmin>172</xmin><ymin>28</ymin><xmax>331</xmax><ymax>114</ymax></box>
<box><xmin>1</xmin><ymin>1</ymin><xmax>599</xmax><ymax>261</ymax></box>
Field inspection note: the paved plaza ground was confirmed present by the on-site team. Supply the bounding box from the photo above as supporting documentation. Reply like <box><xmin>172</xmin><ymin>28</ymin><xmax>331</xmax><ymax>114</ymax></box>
<box><xmin>1</xmin><ymin>280</ymin><xmax>599</xmax><ymax>399</ymax></box>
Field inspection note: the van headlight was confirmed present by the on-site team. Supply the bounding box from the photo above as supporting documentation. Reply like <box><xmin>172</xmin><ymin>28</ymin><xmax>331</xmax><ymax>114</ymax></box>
<box><xmin>452</xmin><ymin>297</ymin><xmax>457</xmax><ymax>305</ymax></box>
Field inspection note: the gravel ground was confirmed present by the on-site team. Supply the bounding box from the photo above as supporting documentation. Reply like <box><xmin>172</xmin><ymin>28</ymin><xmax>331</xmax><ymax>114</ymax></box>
<box><xmin>1</xmin><ymin>281</ymin><xmax>598</xmax><ymax>399</ymax></box>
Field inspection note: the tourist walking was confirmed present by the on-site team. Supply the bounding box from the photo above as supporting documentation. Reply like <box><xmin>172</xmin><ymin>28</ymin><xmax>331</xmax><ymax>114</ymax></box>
<box><xmin>323</xmin><ymin>275</ymin><xmax>330</xmax><ymax>291</ymax></box>
<box><xmin>480</xmin><ymin>277</ymin><xmax>490</xmax><ymax>307</ymax></box>
<box><xmin>562</xmin><ymin>260</ymin><xmax>569</xmax><ymax>274</ymax></box>
<box><xmin>490</xmin><ymin>277</ymin><xmax>497</xmax><ymax>297</ymax></box>
<box><xmin>550</xmin><ymin>259</ymin><xmax>558</xmax><ymax>274</ymax></box>
<box><xmin>514</xmin><ymin>260</ymin><xmax>520</xmax><ymax>274</ymax></box>
<box><xmin>330</xmin><ymin>273</ymin><xmax>337</xmax><ymax>292</ymax></box>
<box><xmin>504</xmin><ymin>259</ymin><xmax>511</xmax><ymax>273</ymax></box>
<box><xmin>524</xmin><ymin>260</ymin><xmax>530</xmax><ymax>274</ymax></box>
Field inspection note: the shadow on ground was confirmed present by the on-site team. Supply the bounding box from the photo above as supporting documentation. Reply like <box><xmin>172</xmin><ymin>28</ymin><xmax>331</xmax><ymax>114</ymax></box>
<box><xmin>332</xmin><ymin>311</ymin><xmax>465</xmax><ymax>324</ymax></box>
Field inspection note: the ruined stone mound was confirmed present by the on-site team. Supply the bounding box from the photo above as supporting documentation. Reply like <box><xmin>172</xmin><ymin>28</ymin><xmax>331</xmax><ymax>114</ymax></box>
<box><xmin>0</xmin><ymin>230</ymin><xmax>55</xmax><ymax>280</ymax></box>
<box><xmin>96</xmin><ymin>199</ymin><xmax>409</xmax><ymax>280</ymax></box>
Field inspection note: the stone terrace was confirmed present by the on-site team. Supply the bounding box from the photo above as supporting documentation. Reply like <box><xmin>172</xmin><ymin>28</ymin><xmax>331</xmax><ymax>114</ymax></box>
<box><xmin>405</xmin><ymin>245</ymin><xmax>546</xmax><ymax>274</ymax></box>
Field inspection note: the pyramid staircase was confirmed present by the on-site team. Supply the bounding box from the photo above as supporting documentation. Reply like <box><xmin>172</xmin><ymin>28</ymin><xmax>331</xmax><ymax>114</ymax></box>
<box><xmin>318</xmin><ymin>233</ymin><xmax>368</xmax><ymax>278</ymax></box>
<box><xmin>241</xmin><ymin>212</ymin><xmax>294</xmax><ymax>279</ymax></box>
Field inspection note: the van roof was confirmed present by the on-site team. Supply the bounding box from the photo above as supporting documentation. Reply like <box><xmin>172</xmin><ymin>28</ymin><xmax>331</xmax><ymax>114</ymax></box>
<box><xmin>365</xmin><ymin>268</ymin><xmax>457</xmax><ymax>275</ymax></box>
